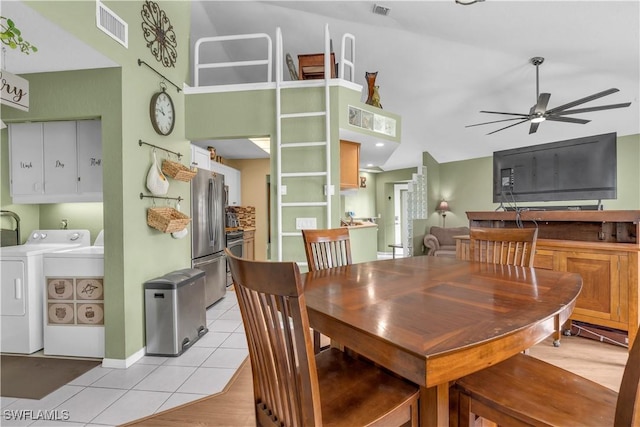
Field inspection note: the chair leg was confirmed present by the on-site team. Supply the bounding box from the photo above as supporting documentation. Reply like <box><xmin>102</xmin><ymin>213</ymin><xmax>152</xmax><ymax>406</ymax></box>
<box><xmin>313</xmin><ymin>330</ymin><xmax>321</xmax><ymax>354</ymax></box>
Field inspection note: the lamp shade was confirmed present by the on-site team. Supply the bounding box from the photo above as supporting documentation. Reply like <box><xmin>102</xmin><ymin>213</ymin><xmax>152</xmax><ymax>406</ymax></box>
<box><xmin>437</xmin><ymin>200</ymin><xmax>450</xmax><ymax>213</ymax></box>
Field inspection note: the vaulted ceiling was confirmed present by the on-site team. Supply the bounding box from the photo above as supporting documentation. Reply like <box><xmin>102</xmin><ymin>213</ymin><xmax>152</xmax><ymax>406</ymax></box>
<box><xmin>5</xmin><ymin>1</ymin><xmax>639</xmax><ymax>170</ymax></box>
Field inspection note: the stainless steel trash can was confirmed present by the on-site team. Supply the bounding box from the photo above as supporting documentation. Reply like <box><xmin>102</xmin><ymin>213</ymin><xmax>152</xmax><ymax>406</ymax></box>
<box><xmin>144</xmin><ymin>268</ymin><xmax>208</xmax><ymax>356</ymax></box>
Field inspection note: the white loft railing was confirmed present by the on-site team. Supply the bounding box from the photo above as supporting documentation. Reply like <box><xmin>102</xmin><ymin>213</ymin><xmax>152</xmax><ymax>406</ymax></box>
<box><xmin>192</xmin><ymin>27</ymin><xmax>356</xmax><ymax>88</ymax></box>
<box><xmin>193</xmin><ymin>33</ymin><xmax>273</xmax><ymax>87</ymax></box>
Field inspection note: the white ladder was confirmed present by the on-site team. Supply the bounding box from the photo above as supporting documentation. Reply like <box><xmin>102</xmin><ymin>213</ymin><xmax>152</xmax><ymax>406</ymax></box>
<box><xmin>274</xmin><ymin>25</ymin><xmax>334</xmax><ymax>262</ymax></box>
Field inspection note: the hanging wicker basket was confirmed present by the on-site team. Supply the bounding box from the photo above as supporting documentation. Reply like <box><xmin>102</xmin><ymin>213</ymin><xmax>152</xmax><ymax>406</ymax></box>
<box><xmin>161</xmin><ymin>160</ymin><xmax>197</xmax><ymax>182</ymax></box>
<box><xmin>147</xmin><ymin>207</ymin><xmax>191</xmax><ymax>233</ymax></box>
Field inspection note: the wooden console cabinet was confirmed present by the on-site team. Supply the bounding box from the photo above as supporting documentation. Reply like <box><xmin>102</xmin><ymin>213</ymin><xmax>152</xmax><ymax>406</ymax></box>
<box><xmin>466</xmin><ymin>210</ymin><xmax>640</xmax><ymax>349</ymax></box>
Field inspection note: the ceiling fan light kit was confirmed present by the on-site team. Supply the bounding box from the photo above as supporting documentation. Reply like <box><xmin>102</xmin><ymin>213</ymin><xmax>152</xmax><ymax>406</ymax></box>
<box><xmin>467</xmin><ymin>56</ymin><xmax>632</xmax><ymax>135</ymax></box>
<box><xmin>455</xmin><ymin>0</ymin><xmax>485</xmax><ymax>5</ymax></box>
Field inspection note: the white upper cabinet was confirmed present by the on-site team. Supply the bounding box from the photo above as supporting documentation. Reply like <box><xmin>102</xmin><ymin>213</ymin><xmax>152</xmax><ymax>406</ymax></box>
<box><xmin>76</xmin><ymin>120</ymin><xmax>103</xmax><ymax>195</ymax></box>
<box><xmin>43</xmin><ymin>121</ymin><xmax>78</xmax><ymax>195</ymax></box>
<box><xmin>191</xmin><ymin>145</ymin><xmax>211</xmax><ymax>171</ymax></box>
<box><xmin>9</xmin><ymin>122</ymin><xmax>44</xmax><ymax>197</ymax></box>
<box><xmin>210</xmin><ymin>161</ymin><xmax>241</xmax><ymax>206</ymax></box>
<box><xmin>8</xmin><ymin>120</ymin><xmax>103</xmax><ymax>203</ymax></box>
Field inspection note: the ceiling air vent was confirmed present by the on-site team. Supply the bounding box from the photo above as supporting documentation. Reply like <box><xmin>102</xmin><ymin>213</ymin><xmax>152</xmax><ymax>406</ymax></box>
<box><xmin>372</xmin><ymin>4</ymin><xmax>391</xmax><ymax>16</ymax></box>
<box><xmin>96</xmin><ymin>0</ymin><xmax>128</xmax><ymax>48</ymax></box>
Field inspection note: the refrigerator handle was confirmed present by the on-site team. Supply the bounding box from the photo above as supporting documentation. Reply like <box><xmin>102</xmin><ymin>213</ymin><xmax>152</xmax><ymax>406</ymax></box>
<box><xmin>208</xmin><ymin>178</ymin><xmax>215</xmax><ymax>245</ymax></box>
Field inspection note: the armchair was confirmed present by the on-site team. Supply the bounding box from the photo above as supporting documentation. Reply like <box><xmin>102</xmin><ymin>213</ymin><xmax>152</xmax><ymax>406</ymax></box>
<box><xmin>423</xmin><ymin>226</ymin><xmax>470</xmax><ymax>257</ymax></box>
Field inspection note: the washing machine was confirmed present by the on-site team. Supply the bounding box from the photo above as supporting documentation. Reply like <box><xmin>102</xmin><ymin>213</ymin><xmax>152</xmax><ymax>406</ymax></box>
<box><xmin>1</xmin><ymin>230</ymin><xmax>91</xmax><ymax>354</ymax></box>
<box><xmin>43</xmin><ymin>230</ymin><xmax>104</xmax><ymax>358</ymax></box>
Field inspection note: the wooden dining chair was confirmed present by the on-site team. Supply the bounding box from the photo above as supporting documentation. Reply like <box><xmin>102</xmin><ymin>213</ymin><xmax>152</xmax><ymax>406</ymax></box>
<box><xmin>225</xmin><ymin>249</ymin><xmax>420</xmax><ymax>427</ymax></box>
<box><xmin>468</xmin><ymin>226</ymin><xmax>566</xmax><ymax>348</ymax></box>
<box><xmin>469</xmin><ymin>227</ymin><xmax>538</xmax><ymax>267</ymax></box>
<box><xmin>451</xmin><ymin>325</ymin><xmax>640</xmax><ymax>427</ymax></box>
<box><xmin>302</xmin><ymin>228</ymin><xmax>352</xmax><ymax>271</ymax></box>
<box><xmin>302</xmin><ymin>228</ymin><xmax>352</xmax><ymax>353</ymax></box>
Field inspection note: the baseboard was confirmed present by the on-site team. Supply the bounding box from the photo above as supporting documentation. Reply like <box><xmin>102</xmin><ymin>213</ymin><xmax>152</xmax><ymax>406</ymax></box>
<box><xmin>101</xmin><ymin>346</ymin><xmax>146</xmax><ymax>369</ymax></box>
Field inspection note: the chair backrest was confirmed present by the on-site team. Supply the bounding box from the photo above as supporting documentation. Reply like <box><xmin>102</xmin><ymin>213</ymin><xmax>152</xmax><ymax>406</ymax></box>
<box><xmin>302</xmin><ymin>228</ymin><xmax>352</xmax><ymax>271</ymax></box>
<box><xmin>225</xmin><ymin>249</ymin><xmax>322</xmax><ymax>427</ymax></box>
<box><xmin>616</xmin><ymin>326</ymin><xmax>640</xmax><ymax>426</ymax></box>
<box><xmin>469</xmin><ymin>227</ymin><xmax>538</xmax><ymax>267</ymax></box>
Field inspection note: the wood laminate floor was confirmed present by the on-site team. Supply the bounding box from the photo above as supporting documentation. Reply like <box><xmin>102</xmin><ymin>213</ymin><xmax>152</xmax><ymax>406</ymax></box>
<box><xmin>122</xmin><ymin>334</ymin><xmax>628</xmax><ymax>427</ymax></box>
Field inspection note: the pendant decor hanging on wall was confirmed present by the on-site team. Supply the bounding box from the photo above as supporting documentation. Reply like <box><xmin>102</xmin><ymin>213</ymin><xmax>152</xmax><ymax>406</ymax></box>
<box><xmin>141</xmin><ymin>0</ymin><xmax>177</xmax><ymax>68</ymax></box>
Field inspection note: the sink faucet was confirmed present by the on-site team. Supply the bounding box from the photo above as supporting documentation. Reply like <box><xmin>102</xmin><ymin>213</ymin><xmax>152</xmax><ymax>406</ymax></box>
<box><xmin>60</xmin><ymin>219</ymin><xmax>68</xmax><ymax>230</ymax></box>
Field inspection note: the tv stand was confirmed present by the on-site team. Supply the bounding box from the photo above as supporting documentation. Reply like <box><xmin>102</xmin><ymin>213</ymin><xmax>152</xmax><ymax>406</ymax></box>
<box><xmin>466</xmin><ymin>210</ymin><xmax>640</xmax><ymax>350</ymax></box>
<box><xmin>501</xmin><ymin>200</ymin><xmax>604</xmax><ymax>212</ymax></box>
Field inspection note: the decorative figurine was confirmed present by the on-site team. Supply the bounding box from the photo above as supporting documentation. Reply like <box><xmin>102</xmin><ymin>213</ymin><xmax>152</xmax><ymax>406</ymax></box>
<box><xmin>365</xmin><ymin>71</ymin><xmax>382</xmax><ymax>108</ymax></box>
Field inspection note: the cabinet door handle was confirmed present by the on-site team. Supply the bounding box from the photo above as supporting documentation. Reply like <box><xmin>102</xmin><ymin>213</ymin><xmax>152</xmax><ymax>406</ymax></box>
<box><xmin>14</xmin><ymin>279</ymin><xmax>22</xmax><ymax>300</ymax></box>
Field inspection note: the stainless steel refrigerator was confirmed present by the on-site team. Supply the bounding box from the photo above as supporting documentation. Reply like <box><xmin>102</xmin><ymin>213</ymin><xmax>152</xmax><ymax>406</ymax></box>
<box><xmin>191</xmin><ymin>168</ymin><xmax>227</xmax><ymax>307</ymax></box>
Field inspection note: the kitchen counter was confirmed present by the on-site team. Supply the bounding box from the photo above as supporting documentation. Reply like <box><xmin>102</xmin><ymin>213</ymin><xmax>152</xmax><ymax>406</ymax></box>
<box><xmin>340</xmin><ymin>221</ymin><xmax>377</xmax><ymax>229</ymax></box>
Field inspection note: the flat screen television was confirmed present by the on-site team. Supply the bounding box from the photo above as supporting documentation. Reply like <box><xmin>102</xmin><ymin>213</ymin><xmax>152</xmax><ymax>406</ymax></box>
<box><xmin>493</xmin><ymin>132</ymin><xmax>617</xmax><ymax>205</ymax></box>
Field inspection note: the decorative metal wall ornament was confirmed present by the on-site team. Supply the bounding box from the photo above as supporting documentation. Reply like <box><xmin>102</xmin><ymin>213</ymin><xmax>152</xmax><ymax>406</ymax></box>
<box><xmin>141</xmin><ymin>0</ymin><xmax>177</xmax><ymax>68</ymax></box>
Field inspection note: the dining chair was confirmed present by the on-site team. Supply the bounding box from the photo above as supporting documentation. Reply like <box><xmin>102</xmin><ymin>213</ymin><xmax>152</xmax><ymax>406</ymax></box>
<box><xmin>302</xmin><ymin>228</ymin><xmax>352</xmax><ymax>271</ymax></box>
<box><xmin>225</xmin><ymin>250</ymin><xmax>420</xmax><ymax>427</ymax></box>
<box><xmin>469</xmin><ymin>227</ymin><xmax>538</xmax><ymax>267</ymax></box>
<box><xmin>468</xmin><ymin>226</ymin><xmax>567</xmax><ymax>349</ymax></box>
<box><xmin>302</xmin><ymin>228</ymin><xmax>352</xmax><ymax>353</ymax></box>
<box><xmin>451</xmin><ymin>325</ymin><xmax>640</xmax><ymax>427</ymax></box>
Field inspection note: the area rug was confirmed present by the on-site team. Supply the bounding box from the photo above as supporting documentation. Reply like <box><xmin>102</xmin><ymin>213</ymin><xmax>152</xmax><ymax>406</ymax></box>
<box><xmin>1</xmin><ymin>355</ymin><xmax>101</xmax><ymax>400</ymax></box>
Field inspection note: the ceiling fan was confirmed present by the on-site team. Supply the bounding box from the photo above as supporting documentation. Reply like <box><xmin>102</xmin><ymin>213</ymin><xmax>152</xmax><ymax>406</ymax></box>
<box><xmin>467</xmin><ymin>56</ymin><xmax>631</xmax><ymax>135</ymax></box>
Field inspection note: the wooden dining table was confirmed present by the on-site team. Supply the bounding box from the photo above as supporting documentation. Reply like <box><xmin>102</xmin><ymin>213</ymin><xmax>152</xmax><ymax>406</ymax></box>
<box><xmin>302</xmin><ymin>255</ymin><xmax>582</xmax><ymax>427</ymax></box>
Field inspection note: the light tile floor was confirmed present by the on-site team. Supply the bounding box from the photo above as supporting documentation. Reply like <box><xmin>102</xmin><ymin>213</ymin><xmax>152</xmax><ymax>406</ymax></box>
<box><xmin>0</xmin><ymin>292</ymin><xmax>247</xmax><ymax>427</ymax></box>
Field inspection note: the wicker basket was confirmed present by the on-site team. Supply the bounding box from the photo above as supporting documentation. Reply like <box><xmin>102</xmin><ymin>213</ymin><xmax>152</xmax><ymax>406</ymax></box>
<box><xmin>147</xmin><ymin>207</ymin><xmax>191</xmax><ymax>233</ymax></box>
<box><xmin>161</xmin><ymin>160</ymin><xmax>197</xmax><ymax>182</ymax></box>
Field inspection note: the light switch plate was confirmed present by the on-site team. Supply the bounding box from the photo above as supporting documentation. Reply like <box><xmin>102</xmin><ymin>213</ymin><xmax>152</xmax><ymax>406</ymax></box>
<box><xmin>296</xmin><ymin>217</ymin><xmax>317</xmax><ymax>230</ymax></box>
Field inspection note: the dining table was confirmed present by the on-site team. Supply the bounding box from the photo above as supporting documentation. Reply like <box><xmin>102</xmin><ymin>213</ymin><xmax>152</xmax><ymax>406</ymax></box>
<box><xmin>302</xmin><ymin>255</ymin><xmax>582</xmax><ymax>427</ymax></box>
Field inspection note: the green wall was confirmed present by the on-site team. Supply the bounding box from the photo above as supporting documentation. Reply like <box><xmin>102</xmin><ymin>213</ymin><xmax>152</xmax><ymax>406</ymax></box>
<box><xmin>2</xmin><ymin>1</ymin><xmax>192</xmax><ymax>361</ymax></box>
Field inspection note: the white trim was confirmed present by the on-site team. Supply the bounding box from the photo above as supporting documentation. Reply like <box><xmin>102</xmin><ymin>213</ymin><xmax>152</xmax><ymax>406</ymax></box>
<box><xmin>101</xmin><ymin>347</ymin><xmax>145</xmax><ymax>369</ymax></box>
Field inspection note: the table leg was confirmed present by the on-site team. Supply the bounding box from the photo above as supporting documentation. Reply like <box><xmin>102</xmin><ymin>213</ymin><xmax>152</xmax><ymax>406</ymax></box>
<box><xmin>420</xmin><ymin>384</ymin><xmax>450</xmax><ymax>427</ymax></box>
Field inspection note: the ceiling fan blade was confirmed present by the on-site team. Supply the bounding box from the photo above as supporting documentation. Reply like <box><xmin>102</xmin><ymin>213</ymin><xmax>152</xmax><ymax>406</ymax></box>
<box><xmin>552</xmin><ymin>102</ymin><xmax>631</xmax><ymax>115</ymax></box>
<box><xmin>486</xmin><ymin>119</ymin><xmax>529</xmax><ymax>135</ymax></box>
<box><xmin>546</xmin><ymin>88</ymin><xmax>620</xmax><ymax>114</ymax></box>
<box><xmin>545</xmin><ymin>116</ymin><xmax>591</xmax><ymax>124</ymax></box>
<box><xmin>529</xmin><ymin>121</ymin><xmax>540</xmax><ymax>134</ymax></box>
<box><xmin>479</xmin><ymin>110</ymin><xmax>530</xmax><ymax>117</ymax></box>
<box><xmin>465</xmin><ymin>117</ymin><xmax>529</xmax><ymax>128</ymax></box>
<box><xmin>534</xmin><ymin>93</ymin><xmax>551</xmax><ymax>114</ymax></box>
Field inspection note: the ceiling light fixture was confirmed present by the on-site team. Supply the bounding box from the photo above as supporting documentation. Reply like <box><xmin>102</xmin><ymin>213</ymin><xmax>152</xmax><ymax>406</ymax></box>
<box><xmin>455</xmin><ymin>0</ymin><xmax>485</xmax><ymax>5</ymax></box>
<box><xmin>249</xmin><ymin>137</ymin><xmax>271</xmax><ymax>155</ymax></box>
<box><xmin>530</xmin><ymin>116</ymin><xmax>546</xmax><ymax>124</ymax></box>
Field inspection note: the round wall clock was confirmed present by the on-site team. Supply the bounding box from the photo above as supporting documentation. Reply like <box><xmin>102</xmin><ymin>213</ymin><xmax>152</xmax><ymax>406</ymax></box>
<box><xmin>150</xmin><ymin>89</ymin><xmax>175</xmax><ymax>136</ymax></box>
<box><xmin>141</xmin><ymin>0</ymin><xmax>177</xmax><ymax>68</ymax></box>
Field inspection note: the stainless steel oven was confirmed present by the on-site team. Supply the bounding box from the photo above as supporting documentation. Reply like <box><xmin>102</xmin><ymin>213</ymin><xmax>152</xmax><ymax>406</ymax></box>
<box><xmin>225</xmin><ymin>229</ymin><xmax>244</xmax><ymax>286</ymax></box>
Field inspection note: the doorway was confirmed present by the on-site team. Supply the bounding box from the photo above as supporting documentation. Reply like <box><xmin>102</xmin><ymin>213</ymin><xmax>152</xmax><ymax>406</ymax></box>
<box><xmin>393</xmin><ymin>183</ymin><xmax>409</xmax><ymax>256</ymax></box>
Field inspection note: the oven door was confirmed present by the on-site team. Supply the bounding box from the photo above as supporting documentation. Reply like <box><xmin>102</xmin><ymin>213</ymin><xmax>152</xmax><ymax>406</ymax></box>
<box><xmin>226</xmin><ymin>238</ymin><xmax>244</xmax><ymax>286</ymax></box>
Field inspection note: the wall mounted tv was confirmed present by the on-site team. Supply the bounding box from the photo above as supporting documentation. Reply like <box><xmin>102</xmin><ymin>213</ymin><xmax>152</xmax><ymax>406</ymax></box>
<box><xmin>493</xmin><ymin>132</ymin><xmax>617</xmax><ymax>204</ymax></box>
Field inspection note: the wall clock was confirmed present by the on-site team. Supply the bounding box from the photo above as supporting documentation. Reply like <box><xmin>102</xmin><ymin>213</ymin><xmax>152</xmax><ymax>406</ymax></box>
<box><xmin>141</xmin><ymin>0</ymin><xmax>177</xmax><ymax>68</ymax></box>
<box><xmin>150</xmin><ymin>88</ymin><xmax>175</xmax><ymax>136</ymax></box>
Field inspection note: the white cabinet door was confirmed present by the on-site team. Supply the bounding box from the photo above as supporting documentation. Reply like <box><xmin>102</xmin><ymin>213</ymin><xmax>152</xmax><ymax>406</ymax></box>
<box><xmin>191</xmin><ymin>145</ymin><xmax>211</xmax><ymax>170</ymax></box>
<box><xmin>77</xmin><ymin>119</ymin><xmax>103</xmax><ymax>195</ymax></box>
<box><xmin>43</xmin><ymin>121</ymin><xmax>78</xmax><ymax>195</ymax></box>
<box><xmin>9</xmin><ymin>123</ymin><xmax>44</xmax><ymax>197</ymax></box>
<box><xmin>0</xmin><ymin>260</ymin><xmax>26</xmax><ymax>316</ymax></box>
<box><xmin>210</xmin><ymin>161</ymin><xmax>241</xmax><ymax>206</ymax></box>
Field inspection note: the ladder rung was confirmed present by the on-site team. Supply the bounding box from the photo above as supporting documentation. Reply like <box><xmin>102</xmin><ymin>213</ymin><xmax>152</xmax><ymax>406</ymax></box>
<box><xmin>281</xmin><ymin>112</ymin><xmax>326</xmax><ymax>119</ymax></box>
<box><xmin>282</xmin><ymin>232</ymin><xmax>302</xmax><ymax>237</ymax></box>
<box><xmin>281</xmin><ymin>141</ymin><xmax>327</xmax><ymax>148</ymax></box>
<box><xmin>281</xmin><ymin>202</ymin><xmax>328</xmax><ymax>207</ymax></box>
<box><xmin>281</xmin><ymin>172</ymin><xmax>327</xmax><ymax>178</ymax></box>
